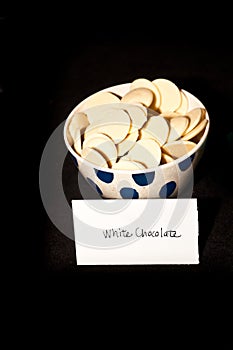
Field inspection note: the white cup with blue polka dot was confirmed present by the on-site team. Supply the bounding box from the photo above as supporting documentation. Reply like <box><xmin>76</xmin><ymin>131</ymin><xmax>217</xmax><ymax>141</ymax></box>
<box><xmin>64</xmin><ymin>83</ymin><xmax>210</xmax><ymax>199</ymax></box>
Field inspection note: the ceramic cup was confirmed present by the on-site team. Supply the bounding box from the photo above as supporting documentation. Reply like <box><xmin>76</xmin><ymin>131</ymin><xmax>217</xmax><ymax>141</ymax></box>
<box><xmin>63</xmin><ymin>83</ymin><xmax>210</xmax><ymax>199</ymax></box>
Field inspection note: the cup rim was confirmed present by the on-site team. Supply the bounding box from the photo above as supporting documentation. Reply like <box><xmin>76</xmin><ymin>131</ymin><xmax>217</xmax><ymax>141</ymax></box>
<box><xmin>63</xmin><ymin>82</ymin><xmax>210</xmax><ymax>174</ymax></box>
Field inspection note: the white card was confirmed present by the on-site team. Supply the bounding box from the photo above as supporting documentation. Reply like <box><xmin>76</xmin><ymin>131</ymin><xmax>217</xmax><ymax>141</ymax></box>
<box><xmin>72</xmin><ymin>198</ymin><xmax>199</xmax><ymax>265</ymax></box>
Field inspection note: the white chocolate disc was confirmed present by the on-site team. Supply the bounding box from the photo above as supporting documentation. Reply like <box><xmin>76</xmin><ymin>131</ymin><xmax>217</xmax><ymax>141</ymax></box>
<box><xmin>73</xmin><ymin>129</ymin><xmax>82</xmax><ymax>155</ymax></box>
<box><xmin>125</xmin><ymin>139</ymin><xmax>161</xmax><ymax>168</ymax></box>
<box><xmin>121</xmin><ymin>87</ymin><xmax>154</xmax><ymax>107</ymax></box>
<box><xmin>161</xmin><ymin>153</ymin><xmax>174</xmax><ymax>164</ymax></box>
<box><xmin>130</xmin><ymin>78</ymin><xmax>161</xmax><ymax>110</ymax></box>
<box><xmin>175</xmin><ymin>90</ymin><xmax>188</xmax><ymax>114</ymax></box>
<box><xmin>68</xmin><ymin>112</ymin><xmax>89</xmax><ymax>142</ymax></box>
<box><xmin>82</xmin><ymin>133</ymin><xmax>117</xmax><ymax>166</ymax></box>
<box><xmin>85</xmin><ymin>104</ymin><xmax>119</xmax><ymax>123</ymax></box>
<box><xmin>123</xmin><ymin>104</ymin><xmax>147</xmax><ymax>129</ymax></box>
<box><xmin>140</xmin><ymin>115</ymin><xmax>169</xmax><ymax>146</ymax></box>
<box><xmin>162</xmin><ymin>140</ymin><xmax>196</xmax><ymax>158</ymax></box>
<box><xmin>84</xmin><ymin>109</ymin><xmax>131</xmax><ymax>143</ymax></box>
<box><xmin>66</xmin><ymin>122</ymin><xmax>74</xmax><ymax>146</ymax></box>
<box><xmin>86</xmin><ymin>102</ymin><xmax>147</xmax><ymax>128</ymax></box>
<box><xmin>167</xmin><ymin>116</ymin><xmax>189</xmax><ymax>142</ymax></box>
<box><xmin>184</xmin><ymin>107</ymin><xmax>203</xmax><ymax>134</ymax></box>
<box><xmin>200</xmin><ymin>108</ymin><xmax>207</xmax><ymax>121</ymax></box>
<box><xmin>152</xmin><ymin>78</ymin><xmax>182</xmax><ymax>112</ymax></box>
<box><xmin>112</xmin><ymin>160</ymin><xmax>145</xmax><ymax>170</ymax></box>
<box><xmin>84</xmin><ymin>102</ymin><xmax>144</xmax><ymax>124</ymax></box>
<box><xmin>78</xmin><ymin>91</ymin><xmax>120</xmax><ymax>112</ymax></box>
<box><xmin>81</xmin><ymin>147</ymin><xmax>108</xmax><ymax>167</ymax></box>
<box><xmin>181</xmin><ymin>119</ymin><xmax>208</xmax><ymax>141</ymax></box>
<box><xmin>117</xmin><ymin>130</ymin><xmax>139</xmax><ymax>157</ymax></box>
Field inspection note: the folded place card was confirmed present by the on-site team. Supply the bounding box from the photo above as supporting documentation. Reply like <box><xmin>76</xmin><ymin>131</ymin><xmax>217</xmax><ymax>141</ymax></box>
<box><xmin>72</xmin><ymin>198</ymin><xmax>199</xmax><ymax>265</ymax></box>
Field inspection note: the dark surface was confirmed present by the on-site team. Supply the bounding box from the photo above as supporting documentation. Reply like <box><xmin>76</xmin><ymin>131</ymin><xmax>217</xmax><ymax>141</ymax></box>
<box><xmin>5</xmin><ymin>10</ymin><xmax>233</xmax><ymax>296</ymax></box>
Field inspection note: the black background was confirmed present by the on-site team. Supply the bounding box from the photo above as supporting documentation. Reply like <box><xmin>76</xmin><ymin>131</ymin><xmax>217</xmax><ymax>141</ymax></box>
<box><xmin>3</xmin><ymin>7</ymin><xmax>233</xmax><ymax>328</ymax></box>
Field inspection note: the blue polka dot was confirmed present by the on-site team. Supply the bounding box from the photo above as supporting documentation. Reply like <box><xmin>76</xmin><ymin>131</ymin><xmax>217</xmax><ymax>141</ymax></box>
<box><xmin>120</xmin><ymin>187</ymin><xmax>139</xmax><ymax>199</ymax></box>
<box><xmin>94</xmin><ymin>169</ymin><xmax>114</xmax><ymax>183</ymax></box>
<box><xmin>159</xmin><ymin>181</ymin><xmax>176</xmax><ymax>198</ymax></box>
<box><xmin>69</xmin><ymin>152</ymin><xmax>78</xmax><ymax>168</ymax></box>
<box><xmin>86</xmin><ymin>177</ymin><xmax>103</xmax><ymax>196</ymax></box>
<box><xmin>178</xmin><ymin>154</ymin><xmax>195</xmax><ymax>171</ymax></box>
<box><xmin>132</xmin><ymin>171</ymin><xmax>155</xmax><ymax>186</ymax></box>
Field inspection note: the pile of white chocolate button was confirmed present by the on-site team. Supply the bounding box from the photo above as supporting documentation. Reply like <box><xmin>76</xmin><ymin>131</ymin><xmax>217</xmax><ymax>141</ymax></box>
<box><xmin>67</xmin><ymin>78</ymin><xmax>208</xmax><ymax>170</ymax></box>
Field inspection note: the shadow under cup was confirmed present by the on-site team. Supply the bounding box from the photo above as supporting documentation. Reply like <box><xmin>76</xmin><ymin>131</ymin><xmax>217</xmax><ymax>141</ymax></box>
<box><xmin>63</xmin><ymin>83</ymin><xmax>210</xmax><ymax>199</ymax></box>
